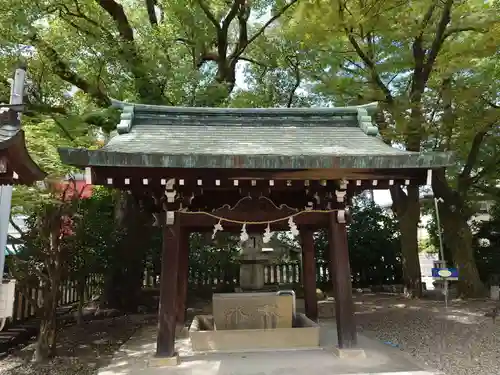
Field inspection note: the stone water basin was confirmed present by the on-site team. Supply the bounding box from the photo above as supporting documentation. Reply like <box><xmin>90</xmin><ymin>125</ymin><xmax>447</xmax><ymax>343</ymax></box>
<box><xmin>189</xmin><ymin>292</ymin><xmax>320</xmax><ymax>352</ymax></box>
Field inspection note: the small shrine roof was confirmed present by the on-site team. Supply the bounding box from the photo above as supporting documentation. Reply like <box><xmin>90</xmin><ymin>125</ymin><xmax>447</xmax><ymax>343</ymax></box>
<box><xmin>0</xmin><ymin>105</ymin><xmax>46</xmax><ymax>185</ymax></box>
<box><xmin>58</xmin><ymin>102</ymin><xmax>453</xmax><ymax>170</ymax></box>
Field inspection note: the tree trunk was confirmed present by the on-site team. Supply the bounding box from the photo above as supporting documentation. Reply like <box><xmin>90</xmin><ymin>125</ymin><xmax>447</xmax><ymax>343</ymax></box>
<box><xmin>76</xmin><ymin>275</ymin><xmax>86</xmax><ymax>325</ymax></box>
<box><xmin>440</xmin><ymin>208</ymin><xmax>485</xmax><ymax>297</ymax></box>
<box><xmin>102</xmin><ymin>269</ymin><xmax>123</xmax><ymax>309</ymax></box>
<box><xmin>35</xmin><ymin>216</ymin><xmax>65</xmax><ymax>362</ymax></box>
<box><xmin>102</xmin><ymin>192</ymin><xmax>149</xmax><ymax>312</ymax></box>
<box><xmin>391</xmin><ymin>186</ymin><xmax>422</xmax><ymax>298</ymax></box>
<box><xmin>35</xmin><ymin>283</ymin><xmax>59</xmax><ymax>362</ymax></box>
<box><xmin>432</xmin><ymin>169</ymin><xmax>486</xmax><ymax>297</ymax></box>
<box><xmin>373</xmin><ymin>107</ymin><xmax>422</xmax><ymax>298</ymax></box>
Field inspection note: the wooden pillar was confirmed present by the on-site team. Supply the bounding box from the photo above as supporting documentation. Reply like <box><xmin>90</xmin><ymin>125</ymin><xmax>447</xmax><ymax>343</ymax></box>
<box><xmin>157</xmin><ymin>217</ymin><xmax>181</xmax><ymax>358</ymax></box>
<box><xmin>328</xmin><ymin>211</ymin><xmax>357</xmax><ymax>348</ymax></box>
<box><xmin>176</xmin><ymin>230</ymin><xmax>190</xmax><ymax>326</ymax></box>
<box><xmin>301</xmin><ymin>229</ymin><xmax>318</xmax><ymax>321</ymax></box>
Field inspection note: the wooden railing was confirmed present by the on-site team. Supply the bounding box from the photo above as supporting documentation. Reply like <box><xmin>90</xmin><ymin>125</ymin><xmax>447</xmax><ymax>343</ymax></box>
<box><xmin>143</xmin><ymin>262</ymin><xmax>333</xmax><ymax>289</ymax></box>
<box><xmin>144</xmin><ymin>260</ymin><xmax>403</xmax><ymax>290</ymax></box>
<box><xmin>5</xmin><ymin>261</ymin><xmax>402</xmax><ymax>328</ymax></box>
<box><xmin>6</xmin><ymin>274</ymin><xmax>101</xmax><ymax>326</ymax></box>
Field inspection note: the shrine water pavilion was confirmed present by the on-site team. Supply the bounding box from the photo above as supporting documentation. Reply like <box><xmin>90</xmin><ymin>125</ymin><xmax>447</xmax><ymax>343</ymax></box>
<box><xmin>58</xmin><ymin>101</ymin><xmax>453</xmax><ymax>360</ymax></box>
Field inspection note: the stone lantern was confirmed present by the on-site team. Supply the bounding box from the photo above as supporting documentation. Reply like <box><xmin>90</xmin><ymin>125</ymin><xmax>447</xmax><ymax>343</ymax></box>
<box><xmin>238</xmin><ymin>235</ymin><xmax>274</xmax><ymax>291</ymax></box>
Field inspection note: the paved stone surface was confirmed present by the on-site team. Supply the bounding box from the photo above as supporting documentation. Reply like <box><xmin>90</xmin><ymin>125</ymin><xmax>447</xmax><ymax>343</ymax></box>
<box><xmin>98</xmin><ymin>322</ymin><xmax>441</xmax><ymax>375</ymax></box>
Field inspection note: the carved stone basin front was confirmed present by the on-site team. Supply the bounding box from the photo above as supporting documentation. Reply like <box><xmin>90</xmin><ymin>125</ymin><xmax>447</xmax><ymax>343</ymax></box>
<box><xmin>189</xmin><ymin>292</ymin><xmax>320</xmax><ymax>352</ymax></box>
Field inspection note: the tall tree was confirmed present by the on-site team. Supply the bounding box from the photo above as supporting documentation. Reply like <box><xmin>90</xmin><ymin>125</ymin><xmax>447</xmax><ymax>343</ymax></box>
<box><xmin>0</xmin><ymin>0</ymin><xmax>301</xmax><ymax>109</ymax></box>
<box><xmin>283</xmin><ymin>0</ymin><xmax>499</xmax><ymax>297</ymax></box>
<box><xmin>1</xmin><ymin>0</ymin><xmax>303</xmax><ymax>314</ymax></box>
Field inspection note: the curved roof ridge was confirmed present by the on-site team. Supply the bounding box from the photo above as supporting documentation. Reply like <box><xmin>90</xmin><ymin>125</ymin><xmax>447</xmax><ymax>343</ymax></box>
<box><xmin>110</xmin><ymin>99</ymin><xmax>379</xmax><ymax>116</ymax></box>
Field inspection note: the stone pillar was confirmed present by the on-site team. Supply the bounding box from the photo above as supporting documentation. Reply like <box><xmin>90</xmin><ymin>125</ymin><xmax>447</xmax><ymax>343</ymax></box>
<box><xmin>301</xmin><ymin>229</ymin><xmax>318</xmax><ymax>321</ymax></box>
<box><xmin>157</xmin><ymin>216</ymin><xmax>181</xmax><ymax>358</ymax></box>
<box><xmin>238</xmin><ymin>235</ymin><xmax>269</xmax><ymax>291</ymax></box>
<box><xmin>328</xmin><ymin>211</ymin><xmax>356</xmax><ymax>348</ymax></box>
<box><xmin>239</xmin><ymin>262</ymin><xmax>266</xmax><ymax>290</ymax></box>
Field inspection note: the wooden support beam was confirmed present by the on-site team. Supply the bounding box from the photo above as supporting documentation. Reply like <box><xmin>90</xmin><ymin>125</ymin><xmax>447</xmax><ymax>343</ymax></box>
<box><xmin>91</xmin><ymin>166</ymin><xmax>428</xmax><ymax>192</ymax></box>
<box><xmin>328</xmin><ymin>211</ymin><xmax>357</xmax><ymax>348</ymax></box>
<box><xmin>92</xmin><ymin>166</ymin><xmax>428</xmax><ymax>181</ymax></box>
<box><xmin>176</xmin><ymin>230</ymin><xmax>190</xmax><ymax>326</ymax></box>
<box><xmin>94</xmin><ymin>175</ymin><xmax>423</xmax><ymax>192</ymax></box>
<box><xmin>301</xmin><ymin>229</ymin><xmax>318</xmax><ymax>321</ymax></box>
<box><xmin>157</xmin><ymin>216</ymin><xmax>181</xmax><ymax>358</ymax></box>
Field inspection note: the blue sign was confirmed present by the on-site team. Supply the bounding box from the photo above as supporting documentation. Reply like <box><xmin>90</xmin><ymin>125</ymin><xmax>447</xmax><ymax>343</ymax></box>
<box><xmin>432</xmin><ymin>267</ymin><xmax>458</xmax><ymax>280</ymax></box>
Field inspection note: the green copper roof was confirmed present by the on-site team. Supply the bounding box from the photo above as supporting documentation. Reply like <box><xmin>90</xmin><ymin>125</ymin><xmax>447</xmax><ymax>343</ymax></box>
<box><xmin>58</xmin><ymin>102</ymin><xmax>454</xmax><ymax>170</ymax></box>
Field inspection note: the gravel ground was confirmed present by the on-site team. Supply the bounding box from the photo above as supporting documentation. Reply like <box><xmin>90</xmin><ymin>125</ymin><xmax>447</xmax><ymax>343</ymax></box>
<box><xmin>0</xmin><ymin>313</ymin><xmax>156</xmax><ymax>375</ymax></box>
<box><xmin>1</xmin><ymin>294</ymin><xmax>498</xmax><ymax>375</ymax></box>
<box><xmin>354</xmin><ymin>294</ymin><xmax>500</xmax><ymax>375</ymax></box>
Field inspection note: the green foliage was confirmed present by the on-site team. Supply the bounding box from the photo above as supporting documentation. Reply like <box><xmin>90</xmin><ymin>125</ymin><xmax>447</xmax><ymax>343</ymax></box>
<box><xmin>10</xmin><ymin>115</ymin><xmax>94</xmax><ymax>214</ymax></box>
<box><xmin>0</xmin><ymin>0</ymin><xmax>302</xmax><ymax>109</ymax></box>
<box><xmin>188</xmin><ymin>232</ymin><xmax>240</xmax><ymax>286</ymax></box>
<box><xmin>426</xmin><ymin>201</ymin><xmax>500</xmax><ymax>283</ymax></box>
<box><xmin>472</xmin><ymin>204</ymin><xmax>500</xmax><ymax>284</ymax></box>
<box><xmin>419</xmin><ymin>237</ymin><xmax>437</xmax><ymax>254</ymax></box>
<box><xmin>65</xmin><ymin>187</ymin><xmax>121</xmax><ymax>283</ymax></box>
<box><xmin>316</xmin><ymin>196</ymin><xmax>402</xmax><ymax>287</ymax></box>
<box><xmin>0</xmin><ymin>0</ymin><xmax>497</xmax><ymax>300</ymax></box>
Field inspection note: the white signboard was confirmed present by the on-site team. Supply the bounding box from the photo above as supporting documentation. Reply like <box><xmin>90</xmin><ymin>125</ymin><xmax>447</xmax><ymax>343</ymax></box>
<box><xmin>0</xmin><ymin>279</ymin><xmax>16</xmax><ymax>318</ymax></box>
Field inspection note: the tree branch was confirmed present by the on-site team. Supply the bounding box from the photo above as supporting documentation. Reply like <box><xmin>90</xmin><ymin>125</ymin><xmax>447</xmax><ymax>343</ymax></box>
<box><xmin>94</xmin><ymin>0</ymin><xmax>134</xmax><ymax>42</ymax></box>
<box><xmin>470</xmin><ymin>158</ymin><xmax>500</xmax><ymax>186</ymax></box>
<box><xmin>145</xmin><ymin>0</ymin><xmax>158</xmax><ymax>26</ymax></box>
<box><xmin>474</xmin><ymin>184</ymin><xmax>500</xmax><ymax>199</ymax></box>
<box><xmin>222</xmin><ymin>0</ymin><xmax>243</xmax><ymax>33</ymax></box>
<box><xmin>51</xmin><ymin>115</ymin><xmax>76</xmax><ymax>141</ymax></box>
<box><xmin>458</xmin><ymin>120</ymin><xmax>498</xmax><ymax>190</ymax></box>
<box><xmin>421</xmin><ymin>0</ymin><xmax>453</xmax><ymax>83</ymax></box>
<box><xmin>338</xmin><ymin>1</ymin><xmax>393</xmax><ymax>104</ymax></box>
<box><xmin>411</xmin><ymin>0</ymin><xmax>437</xmax><ymax>72</ymax></box>
<box><xmin>57</xmin><ymin>1</ymin><xmax>155</xmax><ymax>101</ymax></box>
<box><xmin>286</xmin><ymin>55</ymin><xmax>300</xmax><ymax>108</ymax></box>
<box><xmin>443</xmin><ymin>26</ymin><xmax>486</xmax><ymax>38</ymax></box>
<box><xmin>195</xmin><ymin>0</ymin><xmax>221</xmax><ymax>30</ymax></box>
<box><xmin>93</xmin><ymin>1</ymin><xmax>161</xmax><ymax>102</ymax></box>
<box><xmin>232</xmin><ymin>1</ymin><xmax>250</xmax><ymax>59</ymax></box>
<box><xmin>9</xmin><ymin>217</ymin><xmax>26</xmax><ymax>240</ymax></box>
<box><xmin>459</xmin><ymin>131</ymin><xmax>488</xmax><ymax>181</ymax></box>
<box><xmin>30</xmin><ymin>34</ymin><xmax>111</xmax><ymax>107</ymax></box>
<box><xmin>431</xmin><ymin>168</ymin><xmax>462</xmax><ymax>211</ymax></box>
<box><xmin>481</xmin><ymin>96</ymin><xmax>499</xmax><ymax>109</ymax></box>
<box><xmin>57</xmin><ymin>1</ymin><xmax>117</xmax><ymax>43</ymax></box>
<box><xmin>233</xmin><ymin>0</ymin><xmax>299</xmax><ymax>59</ymax></box>
<box><xmin>390</xmin><ymin>185</ymin><xmax>409</xmax><ymax>215</ymax></box>
<box><xmin>239</xmin><ymin>56</ymin><xmax>267</xmax><ymax>68</ymax></box>
<box><xmin>196</xmin><ymin>51</ymin><xmax>219</xmax><ymax>68</ymax></box>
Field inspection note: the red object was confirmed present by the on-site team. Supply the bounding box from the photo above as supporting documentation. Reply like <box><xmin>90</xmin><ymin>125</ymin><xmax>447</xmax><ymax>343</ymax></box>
<box><xmin>53</xmin><ymin>178</ymin><xmax>94</xmax><ymax>237</ymax></box>
<box><xmin>55</xmin><ymin>179</ymin><xmax>93</xmax><ymax>200</ymax></box>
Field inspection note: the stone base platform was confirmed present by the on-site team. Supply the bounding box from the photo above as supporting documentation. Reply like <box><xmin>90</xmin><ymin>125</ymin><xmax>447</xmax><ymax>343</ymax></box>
<box><xmin>189</xmin><ymin>313</ymin><xmax>320</xmax><ymax>352</ymax></box>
